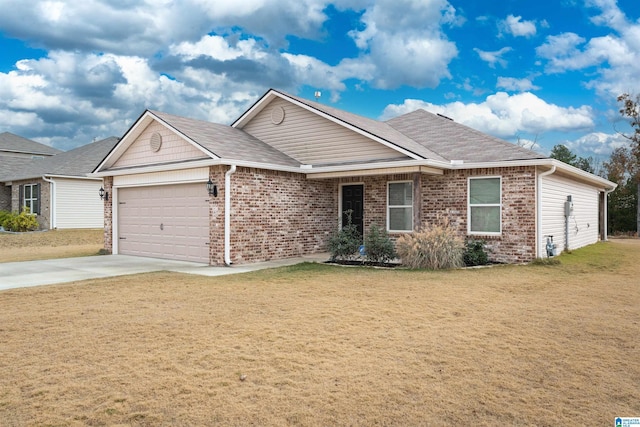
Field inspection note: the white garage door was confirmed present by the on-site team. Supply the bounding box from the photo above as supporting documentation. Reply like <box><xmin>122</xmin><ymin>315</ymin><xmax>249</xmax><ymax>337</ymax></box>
<box><xmin>118</xmin><ymin>183</ymin><xmax>210</xmax><ymax>263</ymax></box>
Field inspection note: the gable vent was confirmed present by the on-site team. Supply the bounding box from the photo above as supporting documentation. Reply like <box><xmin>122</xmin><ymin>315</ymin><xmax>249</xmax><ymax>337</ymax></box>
<box><xmin>271</xmin><ymin>106</ymin><xmax>285</xmax><ymax>125</ymax></box>
<box><xmin>150</xmin><ymin>132</ymin><xmax>163</xmax><ymax>152</ymax></box>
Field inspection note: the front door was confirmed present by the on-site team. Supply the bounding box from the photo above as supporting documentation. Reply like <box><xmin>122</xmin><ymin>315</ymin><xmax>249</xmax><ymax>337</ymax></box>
<box><xmin>341</xmin><ymin>184</ymin><xmax>364</xmax><ymax>239</ymax></box>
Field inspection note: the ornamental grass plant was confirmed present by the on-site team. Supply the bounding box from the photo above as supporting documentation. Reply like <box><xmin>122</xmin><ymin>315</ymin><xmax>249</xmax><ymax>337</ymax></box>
<box><xmin>396</xmin><ymin>219</ymin><xmax>464</xmax><ymax>269</ymax></box>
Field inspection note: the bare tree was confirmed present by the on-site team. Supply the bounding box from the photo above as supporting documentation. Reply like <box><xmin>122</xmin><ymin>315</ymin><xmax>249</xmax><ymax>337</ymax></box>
<box><xmin>616</xmin><ymin>93</ymin><xmax>640</xmax><ymax>235</ymax></box>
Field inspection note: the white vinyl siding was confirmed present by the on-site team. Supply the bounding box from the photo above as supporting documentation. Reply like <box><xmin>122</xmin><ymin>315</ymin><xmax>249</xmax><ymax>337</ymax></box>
<box><xmin>540</xmin><ymin>173</ymin><xmax>600</xmax><ymax>253</ymax></box>
<box><xmin>242</xmin><ymin>98</ymin><xmax>405</xmax><ymax>165</ymax></box>
<box><xmin>55</xmin><ymin>178</ymin><xmax>105</xmax><ymax>229</ymax></box>
<box><xmin>388</xmin><ymin>181</ymin><xmax>413</xmax><ymax>232</ymax></box>
<box><xmin>468</xmin><ymin>177</ymin><xmax>501</xmax><ymax>235</ymax></box>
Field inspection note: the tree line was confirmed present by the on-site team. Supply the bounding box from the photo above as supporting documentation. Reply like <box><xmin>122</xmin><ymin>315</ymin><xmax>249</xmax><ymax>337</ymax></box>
<box><xmin>548</xmin><ymin>93</ymin><xmax>639</xmax><ymax>236</ymax></box>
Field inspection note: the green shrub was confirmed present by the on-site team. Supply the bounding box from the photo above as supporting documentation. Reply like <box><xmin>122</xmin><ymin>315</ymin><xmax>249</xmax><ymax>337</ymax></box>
<box><xmin>0</xmin><ymin>210</ymin><xmax>11</xmax><ymax>229</ymax></box>
<box><xmin>463</xmin><ymin>239</ymin><xmax>489</xmax><ymax>266</ymax></box>
<box><xmin>328</xmin><ymin>210</ymin><xmax>362</xmax><ymax>261</ymax></box>
<box><xmin>396</xmin><ymin>220</ymin><xmax>464</xmax><ymax>269</ymax></box>
<box><xmin>364</xmin><ymin>223</ymin><xmax>396</xmax><ymax>264</ymax></box>
<box><xmin>3</xmin><ymin>207</ymin><xmax>39</xmax><ymax>232</ymax></box>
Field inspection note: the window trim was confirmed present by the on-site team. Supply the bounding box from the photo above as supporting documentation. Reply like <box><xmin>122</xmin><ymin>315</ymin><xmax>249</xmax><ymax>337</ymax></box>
<box><xmin>467</xmin><ymin>176</ymin><xmax>502</xmax><ymax>236</ymax></box>
<box><xmin>23</xmin><ymin>183</ymin><xmax>40</xmax><ymax>215</ymax></box>
<box><xmin>387</xmin><ymin>180</ymin><xmax>413</xmax><ymax>233</ymax></box>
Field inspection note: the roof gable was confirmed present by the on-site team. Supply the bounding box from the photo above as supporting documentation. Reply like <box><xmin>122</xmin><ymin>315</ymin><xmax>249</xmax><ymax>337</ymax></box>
<box><xmin>386</xmin><ymin>109</ymin><xmax>546</xmax><ymax>163</ymax></box>
<box><xmin>95</xmin><ymin>110</ymin><xmax>300</xmax><ymax>173</ymax></box>
<box><xmin>112</xmin><ymin>118</ymin><xmax>209</xmax><ymax>169</ymax></box>
<box><xmin>238</xmin><ymin>96</ymin><xmax>410</xmax><ymax>166</ymax></box>
<box><xmin>234</xmin><ymin>89</ymin><xmax>447</xmax><ymax>163</ymax></box>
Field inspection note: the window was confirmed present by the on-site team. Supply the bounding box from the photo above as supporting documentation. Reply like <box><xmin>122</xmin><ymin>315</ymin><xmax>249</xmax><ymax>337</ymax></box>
<box><xmin>388</xmin><ymin>181</ymin><xmax>413</xmax><ymax>232</ymax></box>
<box><xmin>468</xmin><ymin>177</ymin><xmax>501</xmax><ymax>234</ymax></box>
<box><xmin>23</xmin><ymin>184</ymin><xmax>40</xmax><ymax>215</ymax></box>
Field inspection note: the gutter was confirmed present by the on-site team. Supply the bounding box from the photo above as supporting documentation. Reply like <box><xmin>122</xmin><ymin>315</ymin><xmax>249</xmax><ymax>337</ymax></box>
<box><xmin>224</xmin><ymin>164</ymin><xmax>237</xmax><ymax>266</ymax></box>
<box><xmin>536</xmin><ymin>166</ymin><xmax>556</xmax><ymax>258</ymax></box>
<box><xmin>41</xmin><ymin>176</ymin><xmax>56</xmax><ymax>229</ymax></box>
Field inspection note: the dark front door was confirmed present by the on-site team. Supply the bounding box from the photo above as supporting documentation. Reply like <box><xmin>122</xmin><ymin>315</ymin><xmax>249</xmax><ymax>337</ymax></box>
<box><xmin>341</xmin><ymin>184</ymin><xmax>364</xmax><ymax>238</ymax></box>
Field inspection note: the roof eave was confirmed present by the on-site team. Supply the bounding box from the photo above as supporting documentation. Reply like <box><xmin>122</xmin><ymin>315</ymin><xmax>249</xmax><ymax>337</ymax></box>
<box><xmin>449</xmin><ymin>158</ymin><xmax>617</xmax><ymax>190</ymax></box>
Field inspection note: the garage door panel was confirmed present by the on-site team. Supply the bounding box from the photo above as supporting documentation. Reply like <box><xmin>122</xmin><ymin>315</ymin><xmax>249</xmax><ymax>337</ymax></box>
<box><xmin>118</xmin><ymin>183</ymin><xmax>209</xmax><ymax>263</ymax></box>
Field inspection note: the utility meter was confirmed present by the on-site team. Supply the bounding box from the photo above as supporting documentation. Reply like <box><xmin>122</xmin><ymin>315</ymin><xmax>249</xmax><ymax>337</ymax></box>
<box><xmin>564</xmin><ymin>195</ymin><xmax>574</xmax><ymax>217</ymax></box>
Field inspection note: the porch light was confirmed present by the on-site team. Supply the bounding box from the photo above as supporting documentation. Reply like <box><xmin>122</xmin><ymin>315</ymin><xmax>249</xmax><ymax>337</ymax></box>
<box><xmin>99</xmin><ymin>186</ymin><xmax>108</xmax><ymax>201</ymax></box>
<box><xmin>207</xmin><ymin>179</ymin><xmax>218</xmax><ymax>198</ymax></box>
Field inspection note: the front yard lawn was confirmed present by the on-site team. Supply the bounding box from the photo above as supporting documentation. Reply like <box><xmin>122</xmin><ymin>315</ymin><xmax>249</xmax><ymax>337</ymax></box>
<box><xmin>0</xmin><ymin>240</ymin><xmax>639</xmax><ymax>425</ymax></box>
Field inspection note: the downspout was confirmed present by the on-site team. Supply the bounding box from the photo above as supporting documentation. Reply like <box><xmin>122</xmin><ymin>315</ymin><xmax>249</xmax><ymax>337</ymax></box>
<box><xmin>536</xmin><ymin>165</ymin><xmax>556</xmax><ymax>258</ymax></box>
<box><xmin>603</xmin><ymin>188</ymin><xmax>614</xmax><ymax>242</ymax></box>
<box><xmin>41</xmin><ymin>176</ymin><xmax>56</xmax><ymax>229</ymax></box>
<box><xmin>224</xmin><ymin>164</ymin><xmax>237</xmax><ymax>266</ymax></box>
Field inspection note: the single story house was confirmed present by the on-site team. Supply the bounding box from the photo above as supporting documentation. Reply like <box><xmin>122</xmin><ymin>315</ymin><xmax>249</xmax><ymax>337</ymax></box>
<box><xmin>0</xmin><ymin>132</ymin><xmax>62</xmax><ymax>212</ymax></box>
<box><xmin>92</xmin><ymin>89</ymin><xmax>617</xmax><ymax>265</ymax></box>
<box><xmin>1</xmin><ymin>137</ymin><xmax>119</xmax><ymax>229</ymax></box>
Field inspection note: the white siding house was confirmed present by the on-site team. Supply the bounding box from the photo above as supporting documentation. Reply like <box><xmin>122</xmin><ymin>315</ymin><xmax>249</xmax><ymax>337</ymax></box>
<box><xmin>540</xmin><ymin>172</ymin><xmax>601</xmax><ymax>253</ymax></box>
<box><xmin>53</xmin><ymin>177</ymin><xmax>105</xmax><ymax>229</ymax></box>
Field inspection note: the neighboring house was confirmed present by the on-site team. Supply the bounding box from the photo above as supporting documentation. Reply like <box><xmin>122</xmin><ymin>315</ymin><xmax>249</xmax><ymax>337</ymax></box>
<box><xmin>0</xmin><ymin>132</ymin><xmax>62</xmax><ymax>212</ymax></box>
<box><xmin>1</xmin><ymin>137</ymin><xmax>119</xmax><ymax>229</ymax></box>
<box><xmin>92</xmin><ymin>89</ymin><xmax>617</xmax><ymax>265</ymax></box>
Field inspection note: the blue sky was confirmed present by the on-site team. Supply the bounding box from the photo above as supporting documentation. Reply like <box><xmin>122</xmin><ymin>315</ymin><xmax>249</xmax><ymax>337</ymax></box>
<box><xmin>0</xmin><ymin>0</ymin><xmax>639</xmax><ymax>159</ymax></box>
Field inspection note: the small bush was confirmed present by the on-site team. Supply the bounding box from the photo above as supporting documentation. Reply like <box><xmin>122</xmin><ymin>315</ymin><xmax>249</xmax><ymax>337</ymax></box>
<box><xmin>463</xmin><ymin>239</ymin><xmax>489</xmax><ymax>266</ymax></box>
<box><xmin>2</xmin><ymin>207</ymin><xmax>39</xmax><ymax>232</ymax></box>
<box><xmin>0</xmin><ymin>210</ymin><xmax>11</xmax><ymax>229</ymax></box>
<box><xmin>328</xmin><ymin>210</ymin><xmax>362</xmax><ymax>261</ymax></box>
<box><xmin>396</xmin><ymin>220</ymin><xmax>464</xmax><ymax>269</ymax></box>
<box><xmin>364</xmin><ymin>224</ymin><xmax>396</xmax><ymax>264</ymax></box>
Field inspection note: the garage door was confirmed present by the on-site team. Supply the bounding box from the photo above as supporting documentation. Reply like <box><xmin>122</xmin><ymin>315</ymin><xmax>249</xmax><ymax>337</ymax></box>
<box><xmin>118</xmin><ymin>183</ymin><xmax>210</xmax><ymax>263</ymax></box>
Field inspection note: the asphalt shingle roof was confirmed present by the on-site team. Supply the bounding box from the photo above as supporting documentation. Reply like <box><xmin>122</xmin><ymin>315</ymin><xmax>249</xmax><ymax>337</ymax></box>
<box><xmin>2</xmin><ymin>137</ymin><xmax>120</xmax><ymax>181</ymax></box>
<box><xmin>151</xmin><ymin>110</ymin><xmax>301</xmax><ymax>168</ymax></box>
<box><xmin>385</xmin><ymin>109</ymin><xmax>546</xmax><ymax>163</ymax></box>
<box><xmin>0</xmin><ymin>132</ymin><xmax>62</xmax><ymax>156</ymax></box>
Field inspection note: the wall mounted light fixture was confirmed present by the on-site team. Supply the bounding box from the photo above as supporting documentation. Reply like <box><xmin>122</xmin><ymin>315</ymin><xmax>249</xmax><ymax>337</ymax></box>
<box><xmin>99</xmin><ymin>187</ymin><xmax>109</xmax><ymax>201</ymax></box>
<box><xmin>207</xmin><ymin>179</ymin><xmax>218</xmax><ymax>198</ymax></box>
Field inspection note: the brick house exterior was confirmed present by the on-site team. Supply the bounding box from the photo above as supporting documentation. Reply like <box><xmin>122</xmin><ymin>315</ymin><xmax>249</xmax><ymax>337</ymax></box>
<box><xmin>93</xmin><ymin>89</ymin><xmax>616</xmax><ymax>266</ymax></box>
<box><xmin>10</xmin><ymin>178</ymin><xmax>52</xmax><ymax>229</ymax></box>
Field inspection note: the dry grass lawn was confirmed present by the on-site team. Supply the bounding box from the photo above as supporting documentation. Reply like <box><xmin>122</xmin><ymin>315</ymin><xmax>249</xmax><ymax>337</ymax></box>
<box><xmin>0</xmin><ymin>229</ymin><xmax>103</xmax><ymax>262</ymax></box>
<box><xmin>0</xmin><ymin>235</ymin><xmax>639</xmax><ymax>426</ymax></box>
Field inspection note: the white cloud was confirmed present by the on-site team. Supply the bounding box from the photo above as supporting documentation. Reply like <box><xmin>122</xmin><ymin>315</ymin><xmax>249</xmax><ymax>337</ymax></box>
<box><xmin>536</xmin><ymin>2</ymin><xmax>640</xmax><ymax>99</ymax></box>
<box><xmin>171</xmin><ymin>36</ymin><xmax>266</xmax><ymax>62</ymax></box>
<box><xmin>565</xmin><ymin>131</ymin><xmax>630</xmax><ymax>156</ymax></box>
<box><xmin>474</xmin><ymin>47</ymin><xmax>512</xmax><ymax>68</ymax></box>
<box><xmin>501</xmin><ymin>15</ymin><xmax>537</xmax><ymax>38</ymax></box>
<box><xmin>347</xmin><ymin>0</ymin><xmax>459</xmax><ymax>89</ymax></box>
<box><xmin>381</xmin><ymin>91</ymin><xmax>594</xmax><ymax>138</ymax></box>
<box><xmin>496</xmin><ymin>77</ymin><xmax>540</xmax><ymax>92</ymax></box>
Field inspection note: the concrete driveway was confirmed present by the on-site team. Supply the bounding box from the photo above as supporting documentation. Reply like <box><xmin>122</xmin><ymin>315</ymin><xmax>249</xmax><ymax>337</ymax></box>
<box><xmin>0</xmin><ymin>253</ymin><xmax>329</xmax><ymax>291</ymax></box>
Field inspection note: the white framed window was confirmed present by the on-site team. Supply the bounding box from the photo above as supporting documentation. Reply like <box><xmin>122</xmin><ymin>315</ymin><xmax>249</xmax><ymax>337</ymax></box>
<box><xmin>468</xmin><ymin>177</ymin><xmax>501</xmax><ymax>235</ymax></box>
<box><xmin>23</xmin><ymin>183</ymin><xmax>40</xmax><ymax>215</ymax></box>
<box><xmin>388</xmin><ymin>181</ymin><xmax>413</xmax><ymax>232</ymax></box>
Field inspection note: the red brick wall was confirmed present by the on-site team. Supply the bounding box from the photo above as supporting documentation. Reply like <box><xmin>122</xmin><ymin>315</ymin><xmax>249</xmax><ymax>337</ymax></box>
<box><xmin>422</xmin><ymin>166</ymin><xmax>537</xmax><ymax>263</ymax></box>
<box><xmin>223</xmin><ymin>166</ymin><xmax>337</xmax><ymax>265</ymax></box>
<box><xmin>103</xmin><ymin>165</ymin><xmax>537</xmax><ymax>265</ymax></box>
<box><xmin>338</xmin><ymin>167</ymin><xmax>537</xmax><ymax>263</ymax></box>
<box><xmin>10</xmin><ymin>178</ymin><xmax>50</xmax><ymax>229</ymax></box>
<box><xmin>102</xmin><ymin>176</ymin><xmax>113</xmax><ymax>253</ymax></box>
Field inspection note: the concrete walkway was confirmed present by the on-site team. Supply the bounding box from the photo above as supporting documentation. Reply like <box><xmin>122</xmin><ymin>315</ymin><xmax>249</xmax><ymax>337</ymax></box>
<box><xmin>0</xmin><ymin>253</ymin><xmax>329</xmax><ymax>291</ymax></box>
